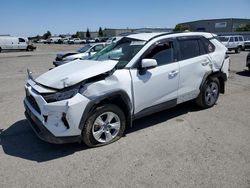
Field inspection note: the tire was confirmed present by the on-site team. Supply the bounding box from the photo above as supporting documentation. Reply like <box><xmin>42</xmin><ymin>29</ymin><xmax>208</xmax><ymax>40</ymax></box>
<box><xmin>235</xmin><ymin>47</ymin><xmax>240</xmax><ymax>54</ymax></box>
<box><xmin>196</xmin><ymin>77</ymin><xmax>220</xmax><ymax>108</ymax></box>
<box><xmin>0</xmin><ymin>47</ymin><xmax>2</xmax><ymax>53</ymax></box>
<box><xmin>82</xmin><ymin>104</ymin><xmax>126</xmax><ymax>147</ymax></box>
<box><xmin>26</xmin><ymin>46</ymin><xmax>34</xmax><ymax>51</ymax></box>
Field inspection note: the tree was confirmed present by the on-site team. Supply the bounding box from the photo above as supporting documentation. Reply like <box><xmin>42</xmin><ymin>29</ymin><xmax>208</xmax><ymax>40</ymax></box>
<box><xmin>72</xmin><ymin>31</ymin><xmax>81</xmax><ymax>38</ymax></box>
<box><xmin>86</xmin><ymin>28</ymin><xmax>91</xmax><ymax>38</ymax></box>
<box><xmin>236</xmin><ymin>23</ymin><xmax>250</xmax><ymax>32</ymax></box>
<box><xmin>98</xmin><ymin>27</ymin><xmax>103</xmax><ymax>37</ymax></box>
<box><xmin>42</xmin><ymin>31</ymin><xmax>51</xmax><ymax>39</ymax></box>
<box><xmin>174</xmin><ymin>24</ymin><xmax>191</xmax><ymax>32</ymax></box>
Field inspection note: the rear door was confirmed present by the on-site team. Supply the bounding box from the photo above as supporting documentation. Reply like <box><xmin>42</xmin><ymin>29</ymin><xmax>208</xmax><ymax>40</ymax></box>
<box><xmin>177</xmin><ymin>36</ymin><xmax>212</xmax><ymax>103</ymax></box>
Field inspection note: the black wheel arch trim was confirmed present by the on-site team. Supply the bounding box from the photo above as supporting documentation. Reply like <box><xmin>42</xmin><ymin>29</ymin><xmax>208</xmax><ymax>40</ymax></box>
<box><xmin>200</xmin><ymin>71</ymin><xmax>227</xmax><ymax>94</ymax></box>
<box><xmin>79</xmin><ymin>90</ymin><xmax>133</xmax><ymax>130</ymax></box>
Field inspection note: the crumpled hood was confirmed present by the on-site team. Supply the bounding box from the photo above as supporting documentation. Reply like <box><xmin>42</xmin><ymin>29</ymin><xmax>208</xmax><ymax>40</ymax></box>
<box><xmin>35</xmin><ymin>60</ymin><xmax>117</xmax><ymax>89</ymax></box>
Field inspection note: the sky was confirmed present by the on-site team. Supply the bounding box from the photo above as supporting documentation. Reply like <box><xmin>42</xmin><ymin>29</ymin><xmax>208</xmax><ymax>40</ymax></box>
<box><xmin>0</xmin><ymin>0</ymin><xmax>249</xmax><ymax>37</ymax></box>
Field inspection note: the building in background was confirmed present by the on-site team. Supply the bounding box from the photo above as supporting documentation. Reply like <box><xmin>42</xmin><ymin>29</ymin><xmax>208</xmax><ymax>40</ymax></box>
<box><xmin>76</xmin><ymin>28</ymin><xmax>173</xmax><ymax>39</ymax></box>
<box><xmin>178</xmin><ymin>18</ymin><xmax>250</xmax><ymax>33</ymax></box>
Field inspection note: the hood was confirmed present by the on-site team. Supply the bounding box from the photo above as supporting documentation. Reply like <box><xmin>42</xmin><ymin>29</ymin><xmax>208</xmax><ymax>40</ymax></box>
<box><xmin>35</xmin><ymin>60</ymin><xmax>118</xmax><ymax>89</ymax></box>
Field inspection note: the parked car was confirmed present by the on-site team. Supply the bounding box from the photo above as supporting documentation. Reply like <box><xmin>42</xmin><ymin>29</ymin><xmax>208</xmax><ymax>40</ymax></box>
<box><xmin>86</xmin><ymin>39</ymin><xmax>95</xmax><ymax>43</ymax></box>
<box><xmin>62</xmin><ymin>38</ymin><xmax>70</xmax><ymax>44</ymax></box>
<box><xmin>68</xmin><ymin>38</ymin><xmax>86</xmax><ymax>44</ymax></box>
<box><xmin>244</xmin><ymin>36</ymin><xmax>250</xmax><ymax>50</ymax></box>
<box><xmin>247</xmin><ymin>52</ymin><xmax>250</xmax><ymax>71</ymax></box>
<box><xmin>218</xmin><ymin>35</ymin><xmax>245</xmax><ymax>53</ymax></box>
<box><xmin>53</xmin><ymin>43</ymin><xmax>106</xmax><ymax>66</ymax></box>
<box><xmin>24</xmin><ymin>32</ymin><xmax>229</xmax><ymax>147</ymax></box>
<box><xmin>0</xmin><ymin>36</ymin><xmax>35</xmax><ymax>52</ymax></box>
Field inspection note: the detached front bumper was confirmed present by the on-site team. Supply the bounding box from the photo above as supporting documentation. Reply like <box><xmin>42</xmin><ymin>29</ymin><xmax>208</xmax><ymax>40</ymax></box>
<box><xmin>24</xmin><ymin>84</ymin><xmax>90</xmax><ymax>144</ymax></box>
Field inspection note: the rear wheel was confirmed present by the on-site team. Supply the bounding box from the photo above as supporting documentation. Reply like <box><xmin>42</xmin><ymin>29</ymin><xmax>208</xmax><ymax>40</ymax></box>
<box><xmin>196</xmin><ymin>77</ymin><xmax>220</xmax><ymax>108</ymax></box>
<box><xmin>82</xmin><ymin>104</ymin><xmax>126</xmax><ymax>147</ymax></box>
<box><xmin>235</xmin><ymin>47</ymin><xmax>240</xmax><ymax>53</ymax></box>
<box><xmin>0</xmin><ymin>47</ymin><xmax>2</xmax><ymax>53</ymax></box>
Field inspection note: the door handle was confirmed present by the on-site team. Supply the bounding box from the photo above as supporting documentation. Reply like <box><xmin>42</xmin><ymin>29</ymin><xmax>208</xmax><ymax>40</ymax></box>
<box><xmin>168</xmin><ymin>70</ymin><xmax>179</xmax><ymax>78</ymax></box>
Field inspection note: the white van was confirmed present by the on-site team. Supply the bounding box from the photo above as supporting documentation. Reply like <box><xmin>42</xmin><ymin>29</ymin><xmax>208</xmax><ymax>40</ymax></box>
<box><xmin>0</xmin><ymin>36</ymin><xmax>28</xmax><ymax>52</ymax></box>
<box><xmin>218</xmin><ymin>35</ymin><xmax>245</xmax><ymax>53</ymax></box>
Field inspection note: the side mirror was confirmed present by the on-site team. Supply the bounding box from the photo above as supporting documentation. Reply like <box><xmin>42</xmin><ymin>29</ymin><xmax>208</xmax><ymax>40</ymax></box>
<box><xmin>141</xmin><ymin>59</ymin><xmax>157</xmax><ymax>69</ymax></box>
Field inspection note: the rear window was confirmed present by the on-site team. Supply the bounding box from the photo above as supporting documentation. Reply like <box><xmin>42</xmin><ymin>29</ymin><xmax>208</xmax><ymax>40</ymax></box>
<box><xmin>201</xmin><ymin>37</ymin><xmax>215</xmax><ymax>53</ymax></box>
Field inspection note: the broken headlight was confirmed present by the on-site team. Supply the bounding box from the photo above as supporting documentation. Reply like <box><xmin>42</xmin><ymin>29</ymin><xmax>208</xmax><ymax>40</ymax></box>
<box><xmin>42</xmin><ymin>83</ymin><xmax>86</xmax><ymax>103</ymax></box>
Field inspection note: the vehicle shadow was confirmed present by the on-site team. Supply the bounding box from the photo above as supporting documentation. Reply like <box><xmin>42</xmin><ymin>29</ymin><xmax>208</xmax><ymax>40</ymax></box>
<box><xmin>236</xmin><ymin>70</ymin><xmax>250</xmax><ymax>77</ymax></box>
<box><xmin>126</xmin><ymin>101</ymin><xmax>199</xmax><ymax>134</ymax></box>
<box><xmin>1</xmin><ymin>101</ymin><xmax>200</xmax><ymax>162</ymax></box>
<box><xmin>0</xmin><ymin>120</ymin><xmax>87</xmax><ymax>162</ymax></box>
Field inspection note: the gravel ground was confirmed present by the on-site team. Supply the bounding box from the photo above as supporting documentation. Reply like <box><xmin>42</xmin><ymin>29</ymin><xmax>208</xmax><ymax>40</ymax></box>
<box><xmin>0</xmin><ymin>44</ymin><xmax>249</xmax><ymax>188</ymax></box>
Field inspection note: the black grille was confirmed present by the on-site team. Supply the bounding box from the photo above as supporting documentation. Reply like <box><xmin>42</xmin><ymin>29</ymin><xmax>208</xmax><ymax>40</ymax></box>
<box><xmin>27</xmin><ymin>95</ymin><xmax>41</xmax><ymax>114</ymax></box>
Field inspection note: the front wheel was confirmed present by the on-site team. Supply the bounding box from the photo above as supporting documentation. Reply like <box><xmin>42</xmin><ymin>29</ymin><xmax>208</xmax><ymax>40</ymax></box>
<box><xmin>196</xmin><ymin>77</ymin><xmax>220</xmax><ymax>108</ymax></box>
<box><xmin>82</xmin><ymin>104</ymin><xmax>126</xmax><ymax>147</ymax></box>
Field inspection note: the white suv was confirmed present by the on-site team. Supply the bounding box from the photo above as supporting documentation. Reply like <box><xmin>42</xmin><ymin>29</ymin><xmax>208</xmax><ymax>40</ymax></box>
<box><xmin>219</xmin><ymin>35</ymin><xmax>245</xmax><ymax>53</ymax></box>
<box><xmin>24</xmin><ymin>32</ymin><xmax>229</xmax><ymax>147</ymax></box>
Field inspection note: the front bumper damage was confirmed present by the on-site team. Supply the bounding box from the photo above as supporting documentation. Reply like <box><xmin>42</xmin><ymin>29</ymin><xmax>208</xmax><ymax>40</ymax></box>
<box><xmin>24</xmin><ymin>84</ymin><xmax>90</xmax><ymax>144</ymax></box>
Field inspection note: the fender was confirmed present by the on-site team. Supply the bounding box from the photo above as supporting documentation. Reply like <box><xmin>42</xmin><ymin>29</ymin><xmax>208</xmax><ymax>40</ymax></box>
<box><xmin>78</xmin><ymin>90</ymin><xmax>133</xmax><ymax>130</ymax></box>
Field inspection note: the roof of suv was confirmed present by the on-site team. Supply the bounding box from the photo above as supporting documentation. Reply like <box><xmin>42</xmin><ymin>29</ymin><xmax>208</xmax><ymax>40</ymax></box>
<box><xmin>127</xmin><ymin>32</ymin><xmax>216</xmax><ymax>41</ymax></box>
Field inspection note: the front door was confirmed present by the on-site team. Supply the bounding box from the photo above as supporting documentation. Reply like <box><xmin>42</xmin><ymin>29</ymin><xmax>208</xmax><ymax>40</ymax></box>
<box><xmin>130</xmin><ymin>39</ymin><xmax>179</xmax><ymax>114</ymax></box>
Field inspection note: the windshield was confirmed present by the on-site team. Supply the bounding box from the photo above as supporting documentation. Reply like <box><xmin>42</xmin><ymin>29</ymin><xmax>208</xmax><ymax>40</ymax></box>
<box><xmin>218</xmin><ymin>36</ymin><xmax>229</xmax><ymax>42</ymax></box>
<box><xmin>89</xmin><ymin>37</ymin><xmax>146</xmax><ymax>68</ymax></box>
<box><xmin>77</xmin><ymin>45</ymin><xmax>92</xmax><ymax>53</ymax></box>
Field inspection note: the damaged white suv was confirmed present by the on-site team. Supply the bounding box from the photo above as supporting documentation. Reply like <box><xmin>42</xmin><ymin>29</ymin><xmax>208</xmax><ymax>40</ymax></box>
<box><xmin>24</xmin><ymin>32</ymin><xmax>229</xmax><ymax>147</ymax></box>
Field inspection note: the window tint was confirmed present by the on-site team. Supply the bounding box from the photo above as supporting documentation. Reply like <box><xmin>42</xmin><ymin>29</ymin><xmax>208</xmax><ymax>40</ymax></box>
<box><xmin>179</xmin><ymin>39</ymin><xmax>200</xmax><ymax>60</ymax></box>
<box><xmin>229</xmin><ymin>37</ymin><xmax>234</xmax><ymax>42</ymax></box>
<box><xmin>18</xmin><ymin>38</ymin><xmax>25</xmax><ymax>42</ymax></box>
<box><xmin>234</xmin><ymin>37</ymin><xmax>239</xmax><ymax>42</ymax></box>
<box><xmin>239</xmin><ymin>37</ymin><xmax>243</xmax><ymax>41</ymax></box>
<box><xmin>145</xmin><ymin>42</ymin><xmax>174</xmax><ymax>66</ymax></box>
<box><xmin>198</xmin><ymin>39</ymin><xmax>206</xmax><ymax>55</ymax></box>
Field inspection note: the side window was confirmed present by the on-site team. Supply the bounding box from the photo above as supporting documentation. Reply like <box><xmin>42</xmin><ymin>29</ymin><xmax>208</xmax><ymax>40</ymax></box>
<box><xmin>198</xmin><ymin>39</ymin><xmax>206</xmax><ymax>55</ymax></box>
<box><xmin>201</xmin><ymin>37</ymin><xmax>215</xmax><ymax>53</ymax></box>
<box><xmin>145</xmin><ymin>41</ymin><xmax>174</xmax><ymax>66</ymax></box>
<box><xmin>94</xmin><ymin>45</ymin><xmax>104</xmax><ymax>52</ymax></box>
<box><xmin>229</xmin><ymin>37</ymin><xmax>234</xmax><ymax>42</ymax></box>
<box><xmin>18</xmin><ymin>38</ymin><xmax>25</xmax><ymax>43</ymax></box>
<box><xmin>179</xmin><ymin>39</ymin><xmax>200</xmax><ymax>60</ymax></box>
<box><xmin>234</xmin><ymin>37</ymin><xmax>239</xmax><ymax>42</ymax></box>
<box><xmin>239</xmin><ymin>37</ymin><xmax>243</xmax><ymax>42</ymax></box>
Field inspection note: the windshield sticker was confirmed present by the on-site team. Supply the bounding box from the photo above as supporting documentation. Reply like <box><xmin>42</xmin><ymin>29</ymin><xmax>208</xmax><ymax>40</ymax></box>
<box><xmin>130</xmin><ymin>41</ymin><xmax>146</xmax><ymax>46</ymax></box>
